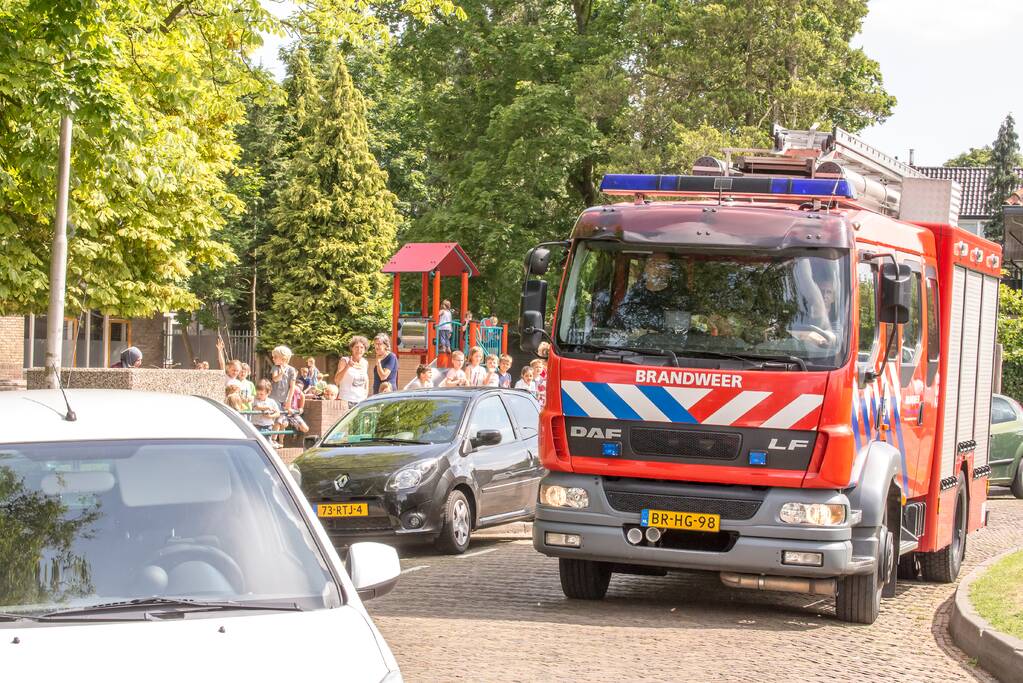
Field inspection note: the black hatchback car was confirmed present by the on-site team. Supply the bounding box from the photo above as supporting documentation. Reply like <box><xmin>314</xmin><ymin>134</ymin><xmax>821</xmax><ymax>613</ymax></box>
<box><xmin>291</xmin><ymin>388</ymin><xmax>542</xmax><ymax>554</ymax></box>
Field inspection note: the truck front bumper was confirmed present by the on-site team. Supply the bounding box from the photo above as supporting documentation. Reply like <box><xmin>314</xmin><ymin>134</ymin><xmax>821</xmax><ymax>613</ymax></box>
<box><xmin>533</xmin><ymin>472</ymin><xmax>877</xmax><ymax>578</ymax></box>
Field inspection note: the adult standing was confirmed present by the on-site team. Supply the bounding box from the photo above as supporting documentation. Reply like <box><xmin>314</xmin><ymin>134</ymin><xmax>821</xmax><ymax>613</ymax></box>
<box><xmin>335</xmin><ymin>336</ymin><xmax>370</xmax><ymax>410</ymax></box>
<box><xmin>372</xmin><ymin>333</ymin><xmax>399</xmax><ymax>394</ymax></box>
<box><xmin>305</xmin><ymin>357</ymin><xmax>320</xmax><ymax>386</ymax></box>
<box><xmin>111</xmin><ymin>346</ymin><xmax>143</xmax><ymax>368</ymax></box>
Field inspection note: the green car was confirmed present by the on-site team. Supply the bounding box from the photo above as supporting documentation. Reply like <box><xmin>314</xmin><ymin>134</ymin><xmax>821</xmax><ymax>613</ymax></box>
<box><xmin>990</xmin><ymin>394</ymin><xmax>1023</xmax><ymax>498</ymax></box>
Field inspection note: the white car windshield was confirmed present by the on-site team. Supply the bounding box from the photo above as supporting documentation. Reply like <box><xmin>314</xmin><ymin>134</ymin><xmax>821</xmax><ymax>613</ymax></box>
<box><xmin>0</xmin><ymin>440</ymin><xmax>341</xmax><ymax>618</ymax></box>
<box><xmin>557</xmin><ymin>241</ymin><xmax>851</xmax><ymax>370</ymax></box>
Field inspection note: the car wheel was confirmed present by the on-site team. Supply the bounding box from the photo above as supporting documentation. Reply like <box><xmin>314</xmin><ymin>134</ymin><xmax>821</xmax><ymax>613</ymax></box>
<box><xmin>920</xmin><ymin>471</ymin><xmax>968</xmax><ymax>583</ymax></box>
<box><xmin>559</xmin><ymin>558</ymin><xmax>612</xmax><ymax>600</ymax></box>
<box><xmin>1011</xmin><ymin>461</ymin><xmax>1023</xmax><ymax>499</ymax></box>
<box><xmin>835</xmin><ymin>499</ymin><xmax>891</xmax><ymax>625</ymax></box>
<box><xmin>435</xmin><ymin>490</ymin><xmax>472</xmax><ymax>555</ymax></box>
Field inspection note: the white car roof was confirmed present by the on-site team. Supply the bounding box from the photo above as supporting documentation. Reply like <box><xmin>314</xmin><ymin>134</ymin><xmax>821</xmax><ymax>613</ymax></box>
<box><xmin>0</xmin><ymin>390</ymin><xmax>250</xmax><ymax>444</ymax></box>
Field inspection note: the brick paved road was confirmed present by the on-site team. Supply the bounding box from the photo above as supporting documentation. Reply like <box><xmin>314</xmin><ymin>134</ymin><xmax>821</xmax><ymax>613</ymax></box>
<box><xmin>367</xmin><ymin>490</ymin><xmax>1022</xmax><ymax>682</ymax></box>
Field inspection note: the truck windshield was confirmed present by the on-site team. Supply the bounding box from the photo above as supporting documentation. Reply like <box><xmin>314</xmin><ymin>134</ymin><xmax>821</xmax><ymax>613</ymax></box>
<box><xmin>556</xmin><ymin>241</ymin><xmax>850</xmax><ymax>370</ymax></box>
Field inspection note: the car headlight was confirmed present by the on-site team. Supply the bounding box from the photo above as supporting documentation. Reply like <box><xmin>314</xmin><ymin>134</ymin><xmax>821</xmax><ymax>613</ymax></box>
<box><xmin>540</xmin><ymin>484</ymin><xmax>589</xmax><ymax>509</ymax></box>
<box><xmin>779</xmin><ymin>502</ymin><xmax>847</xmax><ymax>526</ymax></box>
<box><xmin>287</xmin><ymin>463</ymin><xmax>302</xmax><ymax>487</ymax></box>
<box><xmin>385</xmin><ymin>460</ymin><xmax>437</xmax><ymax>492</ymax></box>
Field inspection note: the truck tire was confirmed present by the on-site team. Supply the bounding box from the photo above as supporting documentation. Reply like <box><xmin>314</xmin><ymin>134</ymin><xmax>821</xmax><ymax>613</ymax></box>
<box><xmin>559</xmin><ymin>558</ymin><xmax>611</xmax><ymax>600</ymax></box>
<box><xmin>435</xmin><ymin>490</ymin><xmax>472</xmax><ymax>555</ymax></box>
<box><xmin>897</xmin><ymin>552</ymin><xmax>919</xmax><ymax>581</ymax></box>
<box><xmin>1011</xmin><ymin>462</ymin><xmax>1023</xmax><ymax>499</ymax></box>
<box><xmin>920</xmin><ymin>472</ymin><xmax>968</xmax><ymax>583</ymax></box>
<box><xmin>835</xmin><ymin>495</ymin><xmax>892</xmax><ymax>624</ymax></box>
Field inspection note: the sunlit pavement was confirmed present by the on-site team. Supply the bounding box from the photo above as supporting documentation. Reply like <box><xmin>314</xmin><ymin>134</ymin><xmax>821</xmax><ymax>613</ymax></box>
<box><xmin>366</xmin><ymin>491</ymin><xmax>1022</xmax><ymax>682</ymax></box>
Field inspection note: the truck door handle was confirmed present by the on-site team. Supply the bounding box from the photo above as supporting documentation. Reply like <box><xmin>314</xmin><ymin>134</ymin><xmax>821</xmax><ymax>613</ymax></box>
<box><xmin>917</xmin><ymin>403</ymin><xmax>924</xmax><ymax>426</ymax></box>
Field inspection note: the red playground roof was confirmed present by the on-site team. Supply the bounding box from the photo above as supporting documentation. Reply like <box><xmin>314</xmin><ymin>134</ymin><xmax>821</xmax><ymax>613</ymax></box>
<box><xmin>382</xmin><ymin>242</ymin><xmax>479</xmax><ymax>277</ymax></box>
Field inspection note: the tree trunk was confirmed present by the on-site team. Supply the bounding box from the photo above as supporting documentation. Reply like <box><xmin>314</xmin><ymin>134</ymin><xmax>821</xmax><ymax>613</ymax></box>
<box><xmin>179</xmin><ymin>318</ymin><xmax>197</xmax><ymax>367</ymax></box>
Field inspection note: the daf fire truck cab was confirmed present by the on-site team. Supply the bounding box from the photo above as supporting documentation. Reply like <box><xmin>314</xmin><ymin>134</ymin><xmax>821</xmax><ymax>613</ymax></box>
<box><xmin>520</xmin><ymin>129</ymin><xmax>1001</xmax><ymax>624</ymax></box>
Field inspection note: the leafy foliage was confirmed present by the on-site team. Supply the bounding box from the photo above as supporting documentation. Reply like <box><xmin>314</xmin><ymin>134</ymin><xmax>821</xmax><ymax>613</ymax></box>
<box><xmin>260</xmin><ymin>48</ymin><xmax>399</xmax><ymax>354</ymax></box>
<box><xmin>998</xmin><ymin>284</ymin><xmax>1023</xmax><ymax>401</ymax></box>
<box><xmin>0</xmin><ymin>0</ymin><xmax>460</xmax><ymax>319</ymax></box>
<box><xmin>390</xmin><ymin>0</ymin><xmax>895</xmax><ymax>320</ymax></box>
<box><xmin>985</xmin><ymin>114</ymin><xmax>1022</xmax><ymax>242</ymax></box>
<box><xmin>0</xmin><ymin>466</ymin><xmax>99</xmax><ymax>606</ymax></box>
<box><xmin>944</xmin><ymin>146</ymin><xmax>994</xmax><ymax>168</ymax></box>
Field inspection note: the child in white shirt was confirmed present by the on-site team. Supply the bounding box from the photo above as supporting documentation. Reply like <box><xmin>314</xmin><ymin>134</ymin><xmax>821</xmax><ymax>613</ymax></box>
<box><xmin>514</xmin><ymin>366</ymin><xmax>537</xmax><ymax>398</ymax></box>
<box><xmin>251</xmin><ymin>380</ymin><xmax>282</xmax><ymax>445</ymax></box>
<box><xmin>441</xmin><ymin>350</ymin><xmax>469</xmax><ymax>387</ymax></box>
<box><xmin>404</xmin><ymin>364</ymin><xmax>435</xmax><ymax>390</ymax></box>
<box><xmin>437</xmin><ymin>299</ymin><xmax>453</xmax><ymax>353</ymax></box>
<box><xmin>482</xmin><ymin>354</ymin><xmax>500</xmax><ymax>387</ymax></box>
<box><xmin>466</xmin><ymin>346</ymin><xmax>487</xmax><ymax>386</ymax></box>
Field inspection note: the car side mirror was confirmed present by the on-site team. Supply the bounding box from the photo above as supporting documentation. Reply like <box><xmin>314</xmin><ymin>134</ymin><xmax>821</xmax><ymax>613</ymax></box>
<box><xmin>471</xmin><ymin>429</ymin><xmax>502</xmax><ymax>449</ymax></box>
<box><xmin>348</xmin><ymin>542</ymin><xmax>400</xmax><ymax>601</ymax></box>
<box><xmin>878</xmin><ymin>262</ymin><xmax>911</xmax><ymax>324</ymax></box>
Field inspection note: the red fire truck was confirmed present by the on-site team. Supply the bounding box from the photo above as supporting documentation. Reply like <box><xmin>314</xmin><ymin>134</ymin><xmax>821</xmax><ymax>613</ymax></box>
<box><xmin>519</xmin><ymin>127</ymin><xmax>1001</xmax><ymax>623</ymax></box>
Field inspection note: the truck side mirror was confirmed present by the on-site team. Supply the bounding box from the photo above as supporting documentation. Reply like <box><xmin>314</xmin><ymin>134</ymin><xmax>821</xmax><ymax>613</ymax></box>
<box><xmin>878</xmin><ymin>262</ymin><xmax>911</xmax><ymax>324</ymax></box>
<box><xmin>519</xmin><ymin>279</ymin><xmax>548</xmax><ymax>353</ymax></box>
<box><xmin>527</xmin><ymin>247</ymin><xmax>552</xmax><ymax>276</ymax></box>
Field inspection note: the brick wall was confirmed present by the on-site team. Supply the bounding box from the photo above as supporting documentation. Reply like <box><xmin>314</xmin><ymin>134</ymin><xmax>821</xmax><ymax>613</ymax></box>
<box><xmin>132</xmin><ymin>315</ymin><xmax>166</xmax><ymax>368</ymax></box>
<box><xmin>0</xmin><ymin>316</ymin><xmax>24</xmax><ymax>382</ymax></box>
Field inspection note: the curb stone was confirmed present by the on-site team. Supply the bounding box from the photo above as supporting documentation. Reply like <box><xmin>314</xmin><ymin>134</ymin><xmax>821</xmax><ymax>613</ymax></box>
<box><xmin>950</xmin><ymin>547</ymin><xmax>1023</xmax><ymax>683</ymax></box>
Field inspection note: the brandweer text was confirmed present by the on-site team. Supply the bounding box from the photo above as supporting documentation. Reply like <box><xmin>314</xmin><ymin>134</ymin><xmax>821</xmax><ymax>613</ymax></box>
<box><xmin>634</xmin><ymin>370</ymin><xmax>743</xmax><ymax>388</ymax></box>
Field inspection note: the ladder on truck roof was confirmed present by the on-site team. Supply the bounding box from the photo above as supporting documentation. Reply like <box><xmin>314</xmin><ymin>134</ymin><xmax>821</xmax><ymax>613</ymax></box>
<box><xmin>600</xmin><ymin>125</ymin><xmax>962</xmax><ymax>224</ymax></box>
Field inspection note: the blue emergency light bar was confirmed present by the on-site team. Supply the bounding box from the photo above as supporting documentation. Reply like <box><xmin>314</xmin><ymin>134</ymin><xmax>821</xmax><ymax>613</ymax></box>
<box><xmin>599</xmin><ymin>174</ymin><xmax>855</xmax><ymax>199</ymax></box>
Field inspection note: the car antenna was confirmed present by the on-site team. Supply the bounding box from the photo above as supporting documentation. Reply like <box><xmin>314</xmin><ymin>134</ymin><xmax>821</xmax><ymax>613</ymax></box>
<box><xmin>51</xmin><ymin>364</ymin><xmax>77</xmax><ymax>422</ymax></box>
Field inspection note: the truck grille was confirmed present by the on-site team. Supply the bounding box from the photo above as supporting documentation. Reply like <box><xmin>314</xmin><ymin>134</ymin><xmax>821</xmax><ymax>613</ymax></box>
<box><xmin>631</xmin><ymin>428</ymin><xmax>741</xmax><ymax>460</ymax></box>
<box><xmin>605</xmin><ymin>491</ymin><xmax>761</xmax><ymax>520</ymax></box>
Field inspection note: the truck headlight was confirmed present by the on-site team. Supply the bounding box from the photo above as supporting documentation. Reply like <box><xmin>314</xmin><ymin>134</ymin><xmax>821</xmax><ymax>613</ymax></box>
<box><xmin>540</xmin><ymin>484</ymin><xmax>589</xmax><ymax>509</ymax></box>
<box><xmin>385</xmin><ymin>460</ymin><xmax>437</xmax><ymax>492</ymax></box>
<box><xmin>779</xmin><ymin>502</ymin><xmax>847</xmax><ymax>526</ymax></box>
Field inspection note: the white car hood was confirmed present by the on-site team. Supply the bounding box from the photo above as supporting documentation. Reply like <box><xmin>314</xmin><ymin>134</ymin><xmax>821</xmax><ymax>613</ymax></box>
<box><xmin>3</xmin><ymin>605</ymin><xmax>392</xmax><ymax>682</ymax></box>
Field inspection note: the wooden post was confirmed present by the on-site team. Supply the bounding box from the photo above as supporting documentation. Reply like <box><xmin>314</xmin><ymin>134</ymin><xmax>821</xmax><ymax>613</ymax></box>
<box><xmin>501</xmin><ymin>323</ymin><xmax>508</xmax><ymax>355</ymax></box>
<box><xmin>431</xmin><ymin>270</ymin><xmax>441</xmax><ymax>362</ymax></box>
<box><xmin>460</xmin><ymin>271</ymin><xmax>469</xmax><ymax>323</ymax></box>
<box><xmin>421</xmin><ymin>272</ymin><xmax>429</xmax><ymax>316</ymax></box>
<box><xmin>391</xmin><ymin>274</ymin><xmax>401</xmax><ymax>347</ymax></box>
<box><xmin>469</xmin><ymin>320</ymin><xmax>479</xmax><ymax>349</ymax></box>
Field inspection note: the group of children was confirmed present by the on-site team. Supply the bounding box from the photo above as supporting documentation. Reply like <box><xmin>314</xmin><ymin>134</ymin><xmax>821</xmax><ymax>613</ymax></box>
<box><xmin>222</xmin><ymin>345</ymin><xmax>310</xmax><ymax>447</ymax></box>
<box><xmin>222</xmin><ymin>340</ymin><xmax>550</xmax><ymax>446</ymax></box>
<box><xmin>404</xmin><ymin>343</ymin><xmax>548</xmax><ymax>404</ymax></box>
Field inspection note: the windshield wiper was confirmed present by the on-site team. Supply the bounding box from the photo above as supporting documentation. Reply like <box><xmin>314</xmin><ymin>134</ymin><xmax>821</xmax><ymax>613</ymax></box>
<box><xmin>566</xmin><ymin>342</ymin><xmax>679</xmax><ymax>367</ymax></box>
<box><xmin>39</xmin><ymin>597</ymin><xmax>302</xmax><ymax>619</ymax></box>
<box><xmin>680</xmin><ymin>349</ymin><xmax>807</xmax><ymax>371</ymax></box>
<box><xmin>0</xmin><ymin>611</ymin><xmax>41</xmax><ymax>622</ymax></box>
<box><xmin>351</xmin><ymin>437</ymin><xmax>429</xmax><ymax>445</ymax></box>
<box><xmin>323</xmin><ymin>437</ymin><xmax>429</xmax><ymax>447</ymax></box>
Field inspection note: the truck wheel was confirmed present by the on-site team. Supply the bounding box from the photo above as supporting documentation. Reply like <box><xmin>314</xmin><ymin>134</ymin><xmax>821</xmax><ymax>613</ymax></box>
<box><xmin>835</xmin><ymin>497</ymin><xmax>892</xmax><ymax>624</ymax></box>
<box><xmin>1011</xmin><ymin>462</ymin><xmax>1023</xmax><ymax>499</ymax></box>
<box><xmin>435</xmin><ymin>490</ymin><xmax>472</xmax><ymax>555</ymax></box>
<box><xmin>920</xmin><ymin>472</ymin><xmax>968</xmax><ymax>583</ymax></box>
<box><xmin>559</xmin><ymin>558</ymin><xmax>611</xmax><ymax>600</ymax></box>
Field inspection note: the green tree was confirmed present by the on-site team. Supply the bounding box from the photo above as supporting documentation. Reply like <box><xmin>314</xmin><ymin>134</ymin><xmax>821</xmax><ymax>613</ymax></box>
<box><xmin>986</xmin><ymin>114</ymin><xmax>1022</xmax><ymax>242</ymax></box>
<box><xmin>393</xmin><ymin>0</ymin><xmax>894</xmax><ymax>320</ymax></box>
<box><xmin>998</xmin><ymin>284</ymin><xmax>1023</xmax><ymax>401</ymax></box>
<box><xmin>0</xmin><ymin>0</ymin><xmax>461</xmax><ymax>319</ymax></box>
<box><xmin>944</xmin><ymin>146</ymin><xmax>993</xmax><ymax>167</ymax></box>
<box><xmin>261</xmin><ymin>49</ymin><xmax>400</xmax><ymax>354</ymax></box>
